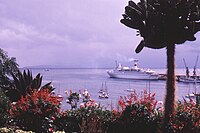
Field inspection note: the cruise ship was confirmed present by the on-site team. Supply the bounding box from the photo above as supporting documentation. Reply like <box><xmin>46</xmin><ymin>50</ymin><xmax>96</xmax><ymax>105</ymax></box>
<box><xmin>107</xmin><ymin>60</ymin><xmax>159</xmax><ymax>80</ymax></box>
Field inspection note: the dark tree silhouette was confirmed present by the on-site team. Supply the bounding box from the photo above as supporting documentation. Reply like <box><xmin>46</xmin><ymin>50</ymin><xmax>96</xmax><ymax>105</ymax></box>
<box><xmin>121</xmin><ymin>0</ymin><xmax>200</xmax><ymax>132</ymax></box>
<box><xmin>0</xmin><ymin>48</ymin><xmax>19</xmax><ymax>90</ymax></box>
<box><xmin>9</xmin><ymin>69</ymin><xmax>55</xmax><ymax>102</ymax></box>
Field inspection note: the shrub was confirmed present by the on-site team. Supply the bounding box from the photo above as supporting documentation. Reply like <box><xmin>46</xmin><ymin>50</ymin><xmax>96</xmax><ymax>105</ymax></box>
<box><xmin>0</xmin><ymin>90</ymin><xmax>11</xmax><ymax>127</ymax></box>
<box><xmin>54</xmin><ymin>103</ymin><xmax>114</xmax><ymax>133</ymax></box>
<box><xmin>166</xmin><ymin>99</ymin><xmax>200</xmax><ymax>133</ymax></box>
<box><xmin>8</xmin><ymin>70</ymin><xmax>54</xmax><ymax>102</ymax></box>
<box><xmin>9</xmin><ymin>88</ymin><xmax>62</xmax><ymax>133</ymax></box>
<box><xmin>0</xmin><ymin>127</ymin><xmax>65</xmax><ymax>133</ymax></box>
<box><xmin>66</xmin><ymin>90</ymin><xmax>80</xmax><ymax>110</ymax></box>
<box><xmin>0</xmin><ymin>127</ymin><xmax>34</xmax><ymax>133</ymax></box>
<box><xmin>77</xmin><ymin>105</ymin><xmax>114</xmax><ymax>133</ymax></box>
<box><xmin>108</xmin><ymin>90</ymin><xmax>162</xmax><ymax>133</ymax></box>
<box><xmin>7</xmin><ymin>89</ymin><xmax>199</xmax><ymax>133</ymax></box>
<box><xmin>0</xmin><ymin>48</ymin><xmax>19</xmax><ymax>91</ymax></box>
<box><xmin>56</xmin><ymin>90</ymin><xmax>199</xmax><ymax>133</ymax></box>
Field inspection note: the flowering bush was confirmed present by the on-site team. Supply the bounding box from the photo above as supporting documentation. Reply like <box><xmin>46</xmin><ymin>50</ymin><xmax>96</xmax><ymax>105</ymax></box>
<box><xmin>54</xmin><ymin>90</ymin><xmax>161</xmax><ymax>133</ymax></box>
<box><xmin>9</xmin><ymin>88</ymin><xmax>62</xmax><ymax>132</ymax></box>
<box><xmin>53</xmin><ymin>90</ymin><xmax>199</xmax><ymax>133</ymax></box>
<box><xmin>66</xmin><ymin>90</ymin><xmax>80</xmax><ymax>110</ymax></box>
<box><xmin>5</xmin><ymin>88</ymin><xmax>200</xmax><ymax>133</ymax></box>
<box><xmin>55</xmin><ymin>88</ymin><xmax>112</xmax><ymax>133</ymax></box>
<box><xmin>80</xmin><ymin>99</ymin><xmax>98</xmax><ymax>108</ymax></box>
<box><xmin>166</xmin><ymin>99</ymin><xmax>200</xmax><ymax>133</ymax></box>
<box><xmin>108</xmin><ymin>90</ymin><xmax>162</xmax><ymax>133</ymax></box>
<box><xmin>66</xmin><ymin>89</ymin><xmax>93</xmax><ymax>109</ymax></box>
<box><xmin>118</xmin><ymin>90</ymin><xmax>158</xmax><ymax>111</ymax></box>
<box><xmin>111</xmin><ymin>91</ymin><xmax>200</xmax><ymax>133</ymax></box>
<box><xmin>54</xmin><ymin>107</ymin><xmax>113</xmax><ymax>133</ymax></box>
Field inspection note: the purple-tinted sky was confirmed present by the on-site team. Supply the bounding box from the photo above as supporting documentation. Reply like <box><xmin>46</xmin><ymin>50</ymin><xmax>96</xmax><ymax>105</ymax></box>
<box><xmin>0</xmin><ymin>0</ymin><xmax>200</xmax><ymax>68</ymax></box>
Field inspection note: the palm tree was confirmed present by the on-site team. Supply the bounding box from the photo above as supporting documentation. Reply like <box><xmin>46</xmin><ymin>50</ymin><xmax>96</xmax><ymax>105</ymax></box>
<box><xmin>121</xmin><ymin>0</ymin><xmax>200</xmax><ymax>132</ymax></box>
<box><xmin>7</xmin><ymin>69</ymin><xmax>55</xmax><ymax>102</ymax></box>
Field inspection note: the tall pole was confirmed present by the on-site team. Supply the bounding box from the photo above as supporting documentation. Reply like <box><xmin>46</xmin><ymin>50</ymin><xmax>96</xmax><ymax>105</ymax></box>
<box><xmin>164</xmin><ymin>44</ymin><xmax>176</xmax><ymax>133</ymax></box>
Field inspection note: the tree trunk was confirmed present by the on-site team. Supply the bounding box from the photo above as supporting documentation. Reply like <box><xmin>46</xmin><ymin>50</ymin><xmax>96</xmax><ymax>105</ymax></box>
<box><xmin>163</xmin><ymin>44</ymin><xmax>176</xmax><ymax>133</ymax></box>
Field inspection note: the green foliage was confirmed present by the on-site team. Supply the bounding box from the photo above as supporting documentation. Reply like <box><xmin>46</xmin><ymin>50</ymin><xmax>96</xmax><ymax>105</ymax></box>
<box><xmin>0</xmin><ymin>91</ymin><xmax>11</xmax><ymax>127</ymax></box>
<box><xmin>0</xmin><ymin>127</ymin><xmax>34</xmax><ymax>133</ymax></box>
<box><xmin>172</xmin><ymin>100</ymin><xmax>200</xmax><ymax>133</ymax></box>
<box><xmin>7</xmin><ymin>70</ymin><xmax>54</xmax><ymax>102</ymax></box>
<box><xmin>54</xmin><ymin>91</ymin><xmax>200</xmax><ymax>133</ymax></box>
<box><xmin>108</xmin><ymin>104</ymin><xmax>162</xmax><ymax>133</ymax></box>
<box><xmin>1</xmin><ymin>89</ymin><xmax>199</xmax><ymax>133</ymax></box>
<box><xmin>54</xmin><ymin>107</ymin><xmax>113</xmax><ymax>133</ymax></box>
<box><xmin>0</xmin><ymin>127</ymin><xmax>65</xmax><ymax>133</ymax></box>
<box><xmin>0</xmin><ymin>48</ymin><xmax>19</xmax><ymax>76</ymax></box>
<box><xmin>0</xmin><ymin>48</ymin><xmax>19</xmax><ymax>90</ymax></box>
<box><xmin>66</xmin><ymin>90</ymin><xmax>80</xmax><ymax>110</ymax></box>
<box><xmin>109</xmin><ymin>91</ymin><xmax>162</xmax><ymax>133</ymax></box>
<box><xmin>121</xmin><ymin>0</ymin><xmax>200</xmax><ymax>53</ymax></box>
<box><xmin>12</xmin><ymin>70</ymin><xmax>42</xmax><ymax>95</ymax></box>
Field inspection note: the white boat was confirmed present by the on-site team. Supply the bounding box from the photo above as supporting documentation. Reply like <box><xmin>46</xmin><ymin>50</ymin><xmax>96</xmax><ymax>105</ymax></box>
<box><xmin>98</xmin><ymin>82</ymin><xmax>109</xmax><ymax>99</ymax></box>
<box><xmin>99</xmin><ymin>92</ymin><xmax>109</xmax><ymax>99</ymax></box>
<box><xmin>107</xmin><ymin>60</ymin><xmax>159</xmax><ymax>80</ymax></box>
<box><xmin>124</xmin><ymin>88</ymin><xmax>135</xmax><ymax>92</ymax></box>
<box><xmin>185</xmin><ymin>93</ymin><xmax>196</xmax><ymax>99</ymax></box>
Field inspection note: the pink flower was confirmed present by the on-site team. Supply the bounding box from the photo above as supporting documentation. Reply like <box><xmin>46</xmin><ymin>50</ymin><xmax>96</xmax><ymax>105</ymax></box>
<box><xmin>49</xmin><ymin>128</ymin><xmax>54</xmax><ymax>132</ymax></box>
<box><xmin>51</xmin><ymin>116</ymin><xmax>56</xmax><ymax>120</ymax></box>
<box><xmin>94</xmin><ymin>102</ymin><xmax>98</xmax><ymax>107</ymax></box>
<box><xmin>80</xmin><ymin>103</ymin><xmax>84</xmax><ymax>108</ymax></box>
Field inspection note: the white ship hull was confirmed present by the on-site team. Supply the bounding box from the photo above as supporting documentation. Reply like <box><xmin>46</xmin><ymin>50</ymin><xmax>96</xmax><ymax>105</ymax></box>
<box><xmin>107</xmin><ymin>70</ymin><xmax>159</xmax><ymax>80</ymax></box>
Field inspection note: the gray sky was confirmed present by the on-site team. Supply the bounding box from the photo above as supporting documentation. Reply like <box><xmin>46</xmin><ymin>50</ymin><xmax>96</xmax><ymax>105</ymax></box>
<box><xmin>0</xmin><ymin>0</ymin><xmax>200</xmax><ymax>68</ymax></box>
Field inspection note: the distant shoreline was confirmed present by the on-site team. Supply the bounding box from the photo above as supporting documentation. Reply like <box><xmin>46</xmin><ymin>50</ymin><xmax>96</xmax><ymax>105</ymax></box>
<box><xmin>21</xmin><ymin>67</ymin><xmax>187</xmax><ymax>69</ymax></box>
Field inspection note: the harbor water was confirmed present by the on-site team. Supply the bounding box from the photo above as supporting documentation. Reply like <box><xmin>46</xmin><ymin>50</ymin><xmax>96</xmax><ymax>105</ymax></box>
<box><xmin>27</xmin><ymin>68</ymin><xmax>200</xmax><ymax>110</ymax></box>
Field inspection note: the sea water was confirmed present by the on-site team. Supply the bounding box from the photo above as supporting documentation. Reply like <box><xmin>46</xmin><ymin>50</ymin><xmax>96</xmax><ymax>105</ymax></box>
<box><xmin>27</xmin><ymin>68</ymin><xmax>200</xmax><ymax>110</ymax></box>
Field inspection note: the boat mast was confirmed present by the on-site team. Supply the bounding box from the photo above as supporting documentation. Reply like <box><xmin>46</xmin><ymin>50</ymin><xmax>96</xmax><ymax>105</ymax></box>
<box><xmin>133</xmin><ymin>59</ymin><xmax>139</xmax><ymax>69</ymax></box>
<box><xmin>183</xmin><ymin>58</ymin><xmax>189</xmax><ymax>78</ymax></box>
<box><xmin>194</xmin><ymin>56</ymin><xmax>199</xmax><ymax>94</ymax></box>
<box><xmin>105</xmin><ymin>81</ymin><xmax>108</xmax><ymax>93</ymax></box>
<box><xmin>115</xmin><ymin>60</ymin><xmax>118</xmax><ymax>69</ymax></box>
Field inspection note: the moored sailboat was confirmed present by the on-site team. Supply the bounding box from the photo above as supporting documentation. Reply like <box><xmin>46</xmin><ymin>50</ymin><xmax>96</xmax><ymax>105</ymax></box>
<box><xmin>99</xmin><ymin>82</ymin><xmax>109</xmax><ymax>99</ymax></box>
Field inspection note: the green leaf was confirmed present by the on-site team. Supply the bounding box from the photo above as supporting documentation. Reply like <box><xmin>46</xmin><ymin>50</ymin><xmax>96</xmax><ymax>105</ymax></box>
<box><xmin>135</xmin><ymin>40</ymin><xmax>145</xmax><ymax>53</ymax></box>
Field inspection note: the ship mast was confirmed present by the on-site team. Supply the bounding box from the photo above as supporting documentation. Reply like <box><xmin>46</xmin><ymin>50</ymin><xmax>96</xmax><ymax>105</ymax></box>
<box><xmin>183</xmin><ymin>58</ymin><xmax>189</xmax><ymax>78</ymax></box>
<box><xmin>193</xmin><ymin>56</ymin><xmax>199</xmax><ymax>77</ymax></box>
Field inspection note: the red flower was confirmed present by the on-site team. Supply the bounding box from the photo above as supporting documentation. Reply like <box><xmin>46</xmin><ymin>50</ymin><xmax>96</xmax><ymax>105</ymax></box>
<box><xmin>118</xmin><ymin>96</ymin><xmax>125</xmax><ymax>110</ymax></box>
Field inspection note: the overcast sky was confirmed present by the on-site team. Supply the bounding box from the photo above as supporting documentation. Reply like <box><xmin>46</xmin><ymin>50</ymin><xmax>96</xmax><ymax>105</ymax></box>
<box><xmin>0</xmin><ymin>0</ymin><xmax>200</xmax><ymax>68</ymax></box>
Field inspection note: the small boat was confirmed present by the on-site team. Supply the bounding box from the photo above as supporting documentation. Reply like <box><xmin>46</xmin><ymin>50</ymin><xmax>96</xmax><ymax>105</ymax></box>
<box><xmin>107</xmin><ymin>60</ymin><xmax>159</xmax><ymax>80</ymax></box>
<box><xmin>124</xmin><ymin>88</ymin><xmax>135</xmax><ymax>92</ymax></box>
<box><xmin>124</xmin><ymin>82</ymin><xmax>135</xmax><ymax>92</ymax></box>
<box><xmin>99</xmin><ymin>91</ymin><xmax>109</xmax><ymax>99</ymax></box>
<box><xmin>185</xmin><ymin>93</ymin><xmax>196</xmax><ymax>99</ymax></box>
<box><xmin>98</xmin><ymin>82</ymin><xmax>109</xmax><ymax>99</ymax></box>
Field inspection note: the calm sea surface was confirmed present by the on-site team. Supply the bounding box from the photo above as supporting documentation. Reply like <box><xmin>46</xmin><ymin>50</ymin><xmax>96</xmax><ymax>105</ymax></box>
<box><xmin>26</xmin><ymin>68</ymin><xmax>200</xmax><ymax>110</ymax></box>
